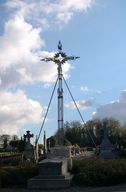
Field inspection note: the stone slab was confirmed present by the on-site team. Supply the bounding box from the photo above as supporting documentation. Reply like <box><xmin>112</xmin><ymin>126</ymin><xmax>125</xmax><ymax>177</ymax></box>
<box><xmin>23</xmin><ymin>143</ymin><xmax>34</xmax><ymax>160</ymax></box>
<box><xmin>39</xmin><ymin>157</ymin><xmax>68</xmax><ymax>176</ymax></box>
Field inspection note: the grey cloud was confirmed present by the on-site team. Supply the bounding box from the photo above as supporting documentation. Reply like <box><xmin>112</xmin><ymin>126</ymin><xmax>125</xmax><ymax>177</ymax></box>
<box><xmin>93</xmin><ymin>90</ymin><xmax>126</xmax><ymax>124</ymax></box>
<box><xmin>65</xmin><ymin>99</ymin><xmax>94</xmax><ymax>110</ymax></box>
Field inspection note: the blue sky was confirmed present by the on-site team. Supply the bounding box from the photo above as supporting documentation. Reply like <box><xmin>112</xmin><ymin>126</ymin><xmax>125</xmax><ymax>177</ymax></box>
<box><xmin>0</xmin><ymin>0</ymin><xmax>126</xmax><ymax>143</ymax></box>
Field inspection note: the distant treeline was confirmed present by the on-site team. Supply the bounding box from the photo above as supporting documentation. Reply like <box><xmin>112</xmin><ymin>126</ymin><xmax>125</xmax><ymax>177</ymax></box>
<box><xmin>48</xmin><ymin>118</ymin><xmax>126</xmax><ymax>148</ymax></box>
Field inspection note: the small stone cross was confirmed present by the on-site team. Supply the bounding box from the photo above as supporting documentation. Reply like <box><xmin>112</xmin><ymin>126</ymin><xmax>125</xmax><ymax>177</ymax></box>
<box><xmin>24</xmin><ymin>130</ymin><xmax>34</xmax><ymax>143</ymax></box>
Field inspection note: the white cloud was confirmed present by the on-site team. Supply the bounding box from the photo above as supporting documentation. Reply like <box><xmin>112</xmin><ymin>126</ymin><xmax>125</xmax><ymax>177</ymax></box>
<box><xmin>5</xmin><ymin>0</ymin><xmax>95</xmax><ymax>26</ymax></box>
<box><xmin>0</xmin><ymin>16</ymin><xmax>42</xmax><ymax>65</ymax></box>
<box><xmin>93</xmin><ymin>90</ymin><xmax>126</xmax><ymax>124</ymax></box>
<box><xmin>0</xmin><ymin>6</ymin><xmax>73</xmax><ymax>89</ymax></box>
<box><xmin>65</xmin><ymin>99</ymin><xmax>93</xmax><ymax>110</ymax></box>
<box><xmin>80</xmin><ymin>86</ymin><xmax>89</xmax><ymax>92</ymax></box>
<box><xmin>0</xmin><ymin>15</ymin><xmax>71</xmax><ymax>89</ymax></box>
<box><xmin>0</xmin><ymin>90</ymin><xmax>43</xmax><ymax>135</ymax></box>
<box><xmin>80</xmin><ymin>86</ymin><xmax>102</xmax><ymax>95</ymax></box>
<box><xmin>0</xmin><ymin>0</ymin><xmax>94</xmax><ymax>88</ymax></box>
<box><xmin>0</xmin><ymin>0</ymin><xmax>95</xmax><ymax>134</ymax></box>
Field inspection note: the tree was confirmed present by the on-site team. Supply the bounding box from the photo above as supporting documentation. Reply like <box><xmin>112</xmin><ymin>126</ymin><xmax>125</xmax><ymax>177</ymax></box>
<box><xmin>118</xmin><ymin>125</ymin><xmax>126</xmax><ymax>148</ymax></box>
<box><xmin>0</xmin><ymin>135</ymin><xmax>11</xmax><ymax>150</ymax></box>
<box><xmin>102</xmin><ymin>118</ymin><xmax>121</xmax><ymax>145</ymax></box>
<box><xmin>9</xmin><ymin>140</ymin><xmax>19</xmax><ymax>151</ymax></box>
<box><xmin>63</xmin><ymin>120</ymin><xmax>102</xmax><ymax>147</ymax></box>
<box><xmin>53</xmin><ymin>118</ymin><xmax>126</xmax><ymax>149</ymax></box>
<box><xmin>63</xmin><ymin>139</ymin><xmax>71</xmax><ymax>146</ymax></box>
<box><xmin>85</xmin><ymin>119</ymin><xmax>103</xmax><ymax>146</ymax></box>
<box><xmin>9</xmin><ymin>135</ymin><xmax>19</xmax><ymax>151</ymax></box>
<box><xmin>11</xmin><ymin>135</ymin><xmax>19</xmax><ymax>141</ymax></box>
<box><xmin>64</xmin><ymin>121</ymin><xmax>83</xmax><ymax>146</ymax></box>
<box><xmin>47</xmin><ymin>136</ymin><xmax>57</xmax><ymax>148</ymax></box>
<box><xmin>18</xmin><ymin>137</ymin><xmax>26</xmax><ymax>152</ymax></box>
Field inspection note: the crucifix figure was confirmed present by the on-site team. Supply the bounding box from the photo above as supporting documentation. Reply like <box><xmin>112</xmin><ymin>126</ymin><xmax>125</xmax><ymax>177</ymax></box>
<box><xmin>24</xmin><ymin>130</ymin><xmax>34</xmax><ymax>144</ymax></box>
<box><xmin>41</xmin><ymin>41</ymin><xmax>79</xmax><ymax>145</ymax></box>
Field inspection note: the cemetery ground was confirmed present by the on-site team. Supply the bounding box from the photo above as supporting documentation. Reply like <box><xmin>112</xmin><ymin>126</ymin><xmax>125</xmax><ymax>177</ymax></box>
<box><xmin>1</xmin><ymin>184</ymin><xmax>126</xmax><ymax>192</ymax></box>
<box><xmin>1</xmin><ymin>156</ymin><xmax>126</xmax><ymax>191</ymax></box>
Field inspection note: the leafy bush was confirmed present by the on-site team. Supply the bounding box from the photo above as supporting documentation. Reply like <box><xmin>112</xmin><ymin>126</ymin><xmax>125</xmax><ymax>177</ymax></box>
<box><xmin>72</xmin><ymin>157</ymin><xmax>126</xmax><ymax>186</ymax></box>
<box><xmin>86</xmin><ymin>147</ymin><xmax>94</xmax><ymax>151</ymax></box>
<box><xmin>0</xmin><ymin>163</ymin><xmax>38</xmax><ymax>188</ymax></box>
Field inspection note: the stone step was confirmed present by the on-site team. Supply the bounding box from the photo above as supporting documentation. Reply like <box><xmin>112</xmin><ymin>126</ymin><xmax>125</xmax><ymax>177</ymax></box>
<box><xmin>34</xmin><ymin>173</ymin><xmax>70</xmax><ymax>179</ymax></box>
<box><xmin>27</xmin><ymin>174</ymin><xmax>73</xmax><ymax>189</ymax></box>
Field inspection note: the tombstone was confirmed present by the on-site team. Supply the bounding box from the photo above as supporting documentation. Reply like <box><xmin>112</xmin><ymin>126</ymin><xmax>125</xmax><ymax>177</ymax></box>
<box><xmin>28</xmin><ymin>146</ymin><xmax>73</xmax><ymax>189</ymax></box>
<box><xmin>23</xmin><ymin>131</ymin><xmax>34</xmax><ymax>160</ymax></box>
<box><xmin>98</xmin><ymin>123</ymin><xmax>117</xmax><ymax>159</ymax></box>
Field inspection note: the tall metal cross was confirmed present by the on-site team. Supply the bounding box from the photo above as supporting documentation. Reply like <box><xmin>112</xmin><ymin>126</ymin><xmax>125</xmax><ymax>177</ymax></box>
<box><xmin>41</xmin><ymin>41</ymin><xmax>79</xmax><ymax>145</ymax></box>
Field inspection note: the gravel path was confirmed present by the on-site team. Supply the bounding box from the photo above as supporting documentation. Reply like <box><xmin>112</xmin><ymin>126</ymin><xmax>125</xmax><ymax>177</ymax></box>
<box><xmin>1</xmin><ymin>185</ymin><xmax>126</xmax><ymax>192</ymax></box>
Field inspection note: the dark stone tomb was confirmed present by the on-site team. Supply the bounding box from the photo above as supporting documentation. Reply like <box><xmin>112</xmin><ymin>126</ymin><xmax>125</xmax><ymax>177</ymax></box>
<box><xmin>28</xmin><ymin>146</ymin><xmax>73</xmax><ymax>189</ymax></box>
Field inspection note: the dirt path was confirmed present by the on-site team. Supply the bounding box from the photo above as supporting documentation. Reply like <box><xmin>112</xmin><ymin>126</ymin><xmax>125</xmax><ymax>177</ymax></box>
<box><xmin>1</xmin><ymin>185</ymin><xmax>126</xmax><ymax>192</ymax></box>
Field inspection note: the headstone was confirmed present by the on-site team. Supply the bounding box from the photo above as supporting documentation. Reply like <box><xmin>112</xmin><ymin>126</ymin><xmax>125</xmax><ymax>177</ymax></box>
<box><xmin>24</xmin><ymin>130</ymin><xmax>33</xmax><ymax>143</ymax></box>
<box><xmin>99</xmin><ymin>123</ymin><xmax>117</xmax><ymax>159</ymax></box>
<box><xmin>28</xmin><ymin>146</ymin><xmax>73</xmax><ymax>189</ymax></box>
<box><xmin>23</xmin><ymin>131</ymin><xmax>34</xmax><ymax>160</ymax></box>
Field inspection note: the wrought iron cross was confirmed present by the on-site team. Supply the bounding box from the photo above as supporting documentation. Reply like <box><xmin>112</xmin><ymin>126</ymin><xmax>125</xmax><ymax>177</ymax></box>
<box><xmin>41</xmin><ymin>41</ymin><xmax>79</xmax><ymax>145</ymax></box>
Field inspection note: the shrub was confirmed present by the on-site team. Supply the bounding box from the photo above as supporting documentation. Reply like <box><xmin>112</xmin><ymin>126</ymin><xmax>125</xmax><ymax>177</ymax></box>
<box><xmin>0</xmin><ymin>163</ymin><xmax>38</xmax><ymax>188</ymax></box>
<box><xmin>86</xmin><ymin>147</ymin><xmax>94</xmax><ymax>151</ymax></box>
<box><xmin>72</xmin><ymin>158</ymin><xmax>126</xmax><ymax>186</ymax></box>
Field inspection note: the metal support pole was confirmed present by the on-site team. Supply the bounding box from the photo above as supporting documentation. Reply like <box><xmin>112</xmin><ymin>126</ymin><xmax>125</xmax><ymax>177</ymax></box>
<box><xmin>57</xmin><ymin>63</ymin><xmax>64</xmax><ymax>145</ymax></box>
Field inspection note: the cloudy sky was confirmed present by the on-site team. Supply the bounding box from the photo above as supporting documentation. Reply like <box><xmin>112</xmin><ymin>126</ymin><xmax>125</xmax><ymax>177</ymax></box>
<box><xmin>0</xmin><ymin>0</ymin><xmax>126</xmax><ymax>142</ymax></box>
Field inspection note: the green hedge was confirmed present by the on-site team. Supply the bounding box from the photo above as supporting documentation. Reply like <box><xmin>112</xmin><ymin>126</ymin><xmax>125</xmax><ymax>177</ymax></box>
<box><xmin>1</xmin><ymin>158</ymin><xmax>126</xmax><ymax>188</ymax></box>
<box><xmin>72</xmin><ymin>158</ymin><xmax>126</xmax><ymax>186</ymax></box>
<box><xmin>0</xmin><ymin>163</ymin><xmax>38</xmax><ymax>188</ymax></box>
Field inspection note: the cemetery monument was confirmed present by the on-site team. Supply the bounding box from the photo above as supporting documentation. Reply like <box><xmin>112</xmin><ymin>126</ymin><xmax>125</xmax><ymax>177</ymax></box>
<box><xmin>23</xmin><ymin>130</ymin><xmax>34</xmax><ymax>160</ymax></box>
<box><xmin>99</xmin><ymin>122</ymin><xmax>117</xmax><ymax>159</ymax></box>
<box><xmin>28</xmin><ymin>41</ymin><xmax>79</xmax><ymax>189</ymax></box>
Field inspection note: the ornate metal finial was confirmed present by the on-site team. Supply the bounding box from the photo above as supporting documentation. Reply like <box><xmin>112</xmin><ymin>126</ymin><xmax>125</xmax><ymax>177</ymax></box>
<box><xmin>58</xmin><ymin>40</ymin><xmax>62</xmax><ymax>52</ymax></box>
<box><xmin>40</xmin><ymin>41</ymin><xmax>80</xmax><ymax>65</ymax></box>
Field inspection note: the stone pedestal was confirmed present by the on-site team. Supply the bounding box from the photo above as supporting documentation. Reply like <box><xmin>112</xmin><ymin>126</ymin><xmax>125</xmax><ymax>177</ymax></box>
<box><xmin>28</xmin><ymin>146</ymin><xmax>73</xmax><ymax>189</ymax></box>
<box><xmin>47</xmin><ymin>146</ymin><xmax>71</xmax><ymax>158</ymax></box>
<box><xmin>98</xmin><ymin>124</ymin><xmax>117</xmax><ymax>159</ymax></box>
<box><xmin>23</xmin><ymin>143</ymin><xmax>34</xmax><ymax>160</ymax></box>
<box><xmin>99</xmin><ymin>138</ymin><xmax>117</xmax><ymax>159</ymax></box>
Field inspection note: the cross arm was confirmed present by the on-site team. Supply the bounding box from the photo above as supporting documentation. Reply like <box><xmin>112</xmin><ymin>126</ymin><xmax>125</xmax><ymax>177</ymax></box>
<box><xmin>40</xmin><ymin>57</ymin><xmax>54</xmax><ymax>62</ymax></box>
<box><xmin>64</xmin><ymin>56</ymin><xmax>80</xmax><ymax>61</ymax></box>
